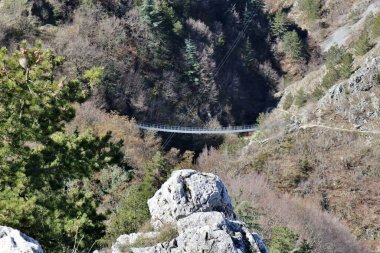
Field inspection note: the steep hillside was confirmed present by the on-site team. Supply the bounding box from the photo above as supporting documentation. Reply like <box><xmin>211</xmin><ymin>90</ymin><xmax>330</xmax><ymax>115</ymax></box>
<box><xmin>195</xmin><ymin>0</ymin><xmax>380</xmax><ymax>251</ymax></box>
<box><xmin>1</xmin><ymin>0</ymin><xmax>380</xmax><ymax>252</ymax></box>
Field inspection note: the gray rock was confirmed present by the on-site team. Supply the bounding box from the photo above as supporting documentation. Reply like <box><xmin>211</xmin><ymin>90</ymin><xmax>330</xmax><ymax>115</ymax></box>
<box><xmin>318</xmin><ymin>57</ymin><xmax>380</xmax><ymax>129</ymax></box>
<box><xmin>0</xmin><ymin>226</ymin><xmax>43</xmax><ymax>253</ymax></box>
<box><xmin>173</xmin><ymin>212</ymin><xmax>263</xmax><ymax>253</ymax></box>
<box><xmin>119</xmin><ymin>212</ymin><xmax>265</xmax><ymax>253</ymax></box>
<box><xmin>147</xmin><ymin>169</ymin><xmax>236</xmax><ymax>229</ymax></box>
<box><xmin>111</xmin><ymin>170</ymin><xmax>267</xmax><ymax>253</ymax></box>
<box><xmin>112</xmin><ymin>232</ymin><xmax>160</xmax><ymax>253</ymax></box>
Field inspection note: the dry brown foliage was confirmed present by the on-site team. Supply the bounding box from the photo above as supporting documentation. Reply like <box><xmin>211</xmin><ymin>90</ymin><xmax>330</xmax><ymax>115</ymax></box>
<box><xmin>67</xmin><ymin>101</ymin><xmax>161</xmax><ymax>175</ymax></box>
<box><xmin>197</xmin><ymin>123</ymin><xmax>379</xmax><ymax>251</ymax></box>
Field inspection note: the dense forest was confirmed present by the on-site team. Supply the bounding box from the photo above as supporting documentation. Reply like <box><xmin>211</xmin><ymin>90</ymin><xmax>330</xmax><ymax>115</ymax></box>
<box><xmin>0</xmin><ymin>0</ymin><xmax>320</xmax><ymax>127</ymax></box>
<box><xmin>1</xmin><ymin>0</ymin><xmax>380</xmax><ymax>252</ymax></box>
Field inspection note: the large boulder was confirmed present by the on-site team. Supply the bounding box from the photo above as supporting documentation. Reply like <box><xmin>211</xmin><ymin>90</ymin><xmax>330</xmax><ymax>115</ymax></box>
<box><xmin>148</xmin><ymin>169</ymin><xmax>236</xmax><ymax>229</ymax></box>
<box><xmin>0</xmin><ymin>226</ymin><xmax>43</xmax><ymax>253</ymax></box>
<box><xmin>111</xmin><ymin>170</ymin><xmax>267</xmax><ymax>253</ymax></box>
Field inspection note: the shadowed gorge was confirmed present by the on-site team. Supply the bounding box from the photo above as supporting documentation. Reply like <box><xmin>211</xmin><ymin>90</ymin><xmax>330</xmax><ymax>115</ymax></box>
<box><xmin>0</xmin><ymin>0</ymin><xmax>379</xmax><ymax>252</ymax></box>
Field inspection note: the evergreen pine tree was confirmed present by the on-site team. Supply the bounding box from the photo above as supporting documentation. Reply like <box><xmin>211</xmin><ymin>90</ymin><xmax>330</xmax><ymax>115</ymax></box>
<box><xmin>0</xmin><ymin>42</ymin><xmax>126</xmax><ymax>252</ymax></box>
<box><xmin>184</xmin><ymin>38</ymin><xmax>200</xmax><ymax>85</ymax></box>
<box><xmin>338</xmin><ymin>52</ymin><xmax>353</xmax><ymax>79</ymax></box>
<box><xmin>272</xmin><ymin>11</ymin><xmax>290</xmax><ymax>37</ymax></box>
<box><xmin>283</xmin><ymin>31</ymin><xmax>304</xmax><ymax>60</ymax></box>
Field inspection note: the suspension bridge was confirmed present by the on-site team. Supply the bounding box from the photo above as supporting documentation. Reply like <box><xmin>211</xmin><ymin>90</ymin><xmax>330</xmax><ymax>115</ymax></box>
<box><xmin>137</xmin><ymin>123</ymin><xmax>257</xmax><ymax>134</ymax></box>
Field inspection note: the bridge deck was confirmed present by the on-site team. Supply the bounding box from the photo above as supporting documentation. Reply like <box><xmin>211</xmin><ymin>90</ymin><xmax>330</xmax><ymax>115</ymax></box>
<box><xmin>137</xmin><ymin>124</ymin><xmax>257</xmax><ymax>134</ymax></box>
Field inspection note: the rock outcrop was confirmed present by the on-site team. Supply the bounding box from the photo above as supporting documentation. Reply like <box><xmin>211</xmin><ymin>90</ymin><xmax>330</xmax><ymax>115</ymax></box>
<box><xmin>112</xmin><ymin>169</ymin><xmax>267</xmax><ymax>253</ymax></box>
<box><xmin>317</xmin><ymin>57</ymin><xmax>380</xmax><ymax>129</ymax></box>
<box><xmin>0</xmin><ymin>226</ymin><xmax>43</xmax><ymax>253</ymax></box>
<box><xmin>148</xmin><ymin>169</ymin><xmax>236</xmax><ymax>229</ymax></box>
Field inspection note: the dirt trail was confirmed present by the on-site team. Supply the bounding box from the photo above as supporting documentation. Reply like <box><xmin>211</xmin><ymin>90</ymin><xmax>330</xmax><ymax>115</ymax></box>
<box><xmin>300</xmin><ymin>123</ymin><xmax>380</xmax><ymax>134</ymax></box>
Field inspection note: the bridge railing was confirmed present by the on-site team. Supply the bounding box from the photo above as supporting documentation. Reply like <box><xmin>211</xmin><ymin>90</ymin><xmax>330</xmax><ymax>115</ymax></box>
<box><xmin>137</xmin><ymin>123</ymin><xmax>257</xmax><ymax>134</ymax></box>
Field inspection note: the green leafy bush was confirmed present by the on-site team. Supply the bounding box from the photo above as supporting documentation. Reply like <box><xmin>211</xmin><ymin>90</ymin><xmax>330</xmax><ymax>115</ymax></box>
<box><xmin>283</xmin><ymin>31</ymin><xmax>304</xmax><ymax>60</ymax></box>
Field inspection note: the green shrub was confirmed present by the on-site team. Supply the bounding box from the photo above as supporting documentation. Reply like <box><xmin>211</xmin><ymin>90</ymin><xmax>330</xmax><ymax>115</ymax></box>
<box><xmin>251</xmin><ymin>151</ymin><xmax>270</xmax><ymax>173</ymax></box>
<box><xmin>298</xmin><ymin>0</ymin><xmax>320</xmax><ymax>21</ymax></box>
<box><xmin>283</xmin><ymin>93</ymin><xmax>294</xmax><ymax>110</ymax></box>
<box><xmin>298</xmin><ymin>154</ymin><xmax>314</xmax><ymax>179</ymax></box>
<box><xmin>270</xmin><ymin>226</ymin><xmax>298</xmax><ymax>253</ymax></box>
<box><xmin>325</xmin><ymin>45</ymin><xmax>345</xmax><ymax>70</ymax></box>
<box><xmin>354</xmin><ymin>30</ymin><xmax>373</xmax><ymax>56</ymax></box>
<box><xmin>105</xmin><ymin>181</ymin><xmax>155</xmax><ymax>243</ymax></box>
<box><xmin>0</xmin><ymin>42</ymin><xmax>127</xmax><ymax>252</ymax></box>
<box><xmin>243</xmin><ymin>38</ymin><xmax>255</xmax><ymax>68</ymax></box>
<box><xmin>184</xmin><ymin>38</ymin><xmax>200</xmax><ymax>85</ymax></box>
<box><xmin>283</xmin><ymin>31</ymin><xmax>304</xmax><ymax>60</ymax></box>
<box><xmin>295</xmin><ymin>240</ymin><xmax>314</xmax><ymax>253</ymax></box>
<box><xmin>272</xmin><ymin>11</ymin><xmax>290</xmax><ymax>37</ymax></box>
<box><xmin>235</xmin><ymin>201</ymin><xmax>262</xmax><ymax>232</ymax></box>
<box><xmin>311</xmin><ymin>86</ymin><xmax>324</xmax><ymax>100</ymax></box>
<box><xmin>321</xmin><ymin>46</ymin><xmax>353</xmax><ymax>91</ymax></box>
<box><xmin>371</xmin><ymin>14</ymin><xmax>380</xmax><ymax>38</ymax></box>
<box><xmin>338</xmin><ymin>52</ymin><xmax>353</xmax><ymax>79</ymax></box>
<box><xmin>172</xmin><ymin>21</ymin><xmax>184</xmax><ymax>36</ymax></box>
<box><xmin>269</xmin><ymin>226</ymin><xmax>314</xmax><ymax>253</ymax></box>
<box><xmin>294</xmin><ymin>88</ymin><xmax>307</xmax><ymax>108</ymax></box>
<box><xmin>321</xmin><ymin>67</ymin><xmax>339</xmax><ymax>89</ymax></box>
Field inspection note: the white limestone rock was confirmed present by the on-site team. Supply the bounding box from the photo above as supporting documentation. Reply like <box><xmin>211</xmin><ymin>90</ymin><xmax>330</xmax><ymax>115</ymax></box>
<box><xmin>173</xmin><ymin>212</ymin><xmax>264</xmax><ymax>253</ymax></box>
<box><xmin>0</xmin><ymin>226</ymin><xmax>43</xmax><ymax>253</ymax></box>
<box><xmin>147</xmin><ymin>169</ymin><xmax>236</xmax><ymax>229</ymax></box>
<box><xmin>111</xmin><ymin>170</ymin><xmax>268</xmax><ymax>253</ymax></box>
<box><xmin>112</xmin><ymin>232</ymin><xmax>160</xmax><ymax>253</ymax></box>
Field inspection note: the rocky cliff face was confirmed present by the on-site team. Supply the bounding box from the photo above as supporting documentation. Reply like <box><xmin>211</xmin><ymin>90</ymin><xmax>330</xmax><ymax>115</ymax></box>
<box><xmin>111</xmin><ymin>169</ymin><xmax>267</xmax><ymax>253</ymax></box>
<box><xmin>317</xmin><ymin>57</ymin><xmax>380</xmax><ymax>130</ymax></box>
<box><xmin>0</xmin><ymin>226</ymin><xmax>43</xmax><ymax>253</ymax></box>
